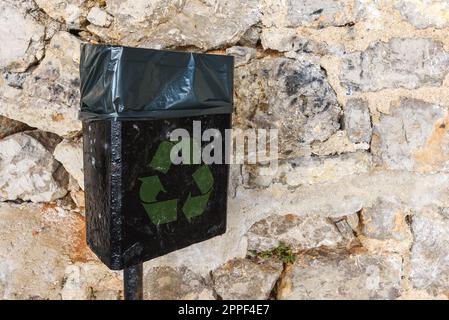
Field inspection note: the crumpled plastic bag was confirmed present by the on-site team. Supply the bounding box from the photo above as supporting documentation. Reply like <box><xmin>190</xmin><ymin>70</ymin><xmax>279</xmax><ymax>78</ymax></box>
<box><xmin>79</xmin><ymin>44</ymin><xmax>234</xmax><ymax>120</ymax></box>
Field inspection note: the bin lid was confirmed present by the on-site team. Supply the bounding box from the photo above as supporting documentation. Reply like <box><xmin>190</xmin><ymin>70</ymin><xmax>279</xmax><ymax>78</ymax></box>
<box><xmin>79</xmin><ymin>44</ymin><xmax>234</xmax><ymax>120</ymax></box>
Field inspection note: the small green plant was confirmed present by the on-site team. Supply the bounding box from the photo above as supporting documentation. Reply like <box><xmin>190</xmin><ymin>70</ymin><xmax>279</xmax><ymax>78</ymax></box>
<box><xmin>252</xmin><ymin>242</ymin><xmax>296</xmax><ymax>264</ymax></box>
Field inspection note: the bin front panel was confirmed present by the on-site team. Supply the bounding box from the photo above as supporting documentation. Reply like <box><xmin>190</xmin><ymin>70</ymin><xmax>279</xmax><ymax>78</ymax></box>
<box><xmin>121</xmin><ymin>114</ymin><xmax>230</xmax><ymax>267</ymax></box>
<box><xmin>84</xmin><ymin>114</ymin><xmax>230</xmax><ymax>269</ymax></box>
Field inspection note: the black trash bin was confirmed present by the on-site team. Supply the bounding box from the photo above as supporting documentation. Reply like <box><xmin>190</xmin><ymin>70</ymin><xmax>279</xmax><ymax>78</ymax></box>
<box><xmin>79</xmin><ymin>44</ymin><xmax>234</xmax><ymax>270</ymax></box>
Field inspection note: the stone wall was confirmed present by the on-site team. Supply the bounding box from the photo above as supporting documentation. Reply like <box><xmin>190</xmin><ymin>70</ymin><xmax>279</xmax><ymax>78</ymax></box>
<box><xmin>1</xmin><ymin>0</ymin><xmax>449</xmax><ymax>300</ymax></box>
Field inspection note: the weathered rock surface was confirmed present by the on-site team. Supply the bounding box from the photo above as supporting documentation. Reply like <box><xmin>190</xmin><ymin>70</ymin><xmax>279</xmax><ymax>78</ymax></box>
<box><xmin>0</xmin><ymin>132</ymin><xmax>68</xmax><ymax>202</ymax></box>
<box><xmin>260</xmin><ymin>28</ymin><xmax>297</xmax><ymax>52</ymax></box>
<box><xmin>24</xmin><ymin>130</ymin><xmax>62</xmax><ymax>153</ymax></box>
<box><xmin>89</xmin><ymin>0</ymin><xmax>260</xmax><ymax>49</ymax></box>
<box><xmin>360</xmin><ymin>197</ymin><xmax>411</xmax><ymax>241</ymax></box>
<box><xmin>343</xmin><ymin>98</ymin><xmax>372</xmax><ymax>144</ymax></box>
<box><xmin>340</xmin><ymin>38</ymin><xmax>449</xmax><ymax>92</ymax></box>
<box><xmin>247</xmin><ymin>214</ymin><xmax>343</xmax><ymax>252</ymax></box>
<box><xmin>310</xmin><ymin>130</ymin><xmax>370</xmax><ymax>156</ymax></box>
<box><xmin>262</xmin><ymin>0</ymin><xmax>356</xmax><ymax>28</ymax></box>
<box><xmin>61</xmin><ymin>263</ymin><xmax>121</xmax><ymax>300</ymax></box>
<box><xmin>2</xmin><ymin>70</ymin><xmax>30</xmax><ymax>89</ymax></box>
<box><xmin>54</xmin><ymin>139</ymin><xmax>84</xmax><ymax>190</ymax></box>
<box><xmin>411</xmin><ymin>206</ymin><xmax>449</xmax><ymax>295</ymax></box>
<box><xmin>230</xmin><ymin>170</ymin><xmax>449</xmax><ymax>220</ymax></box>
<box><xmin>212</xmin><ymin>258</ymin><xmax>282</xmax><ymax>300</ymax></box>
<box><xmin>235</xmin><ymin>57</ymin><xmax>341</xmax><ymax>156</ymax></box>
<box><xmin>372</xmin><ymin>98</ymin><xmax>449</xmax><ymax>172</ymax></box>
<box><xmin>278</xmin><ymin>251</ymin><xmax>403</xmax><ymax>300</ymax></box>
<box><xmin>358</xmin><ymin>196</ymin><xmax>412</xmax><ymax>253</ymax></box>
<box><xmin>288</xmin><ymin>151</ymin><xmax>371</xmax><ymax>187</ymax></box>
<box><xmin>70</xmin><ymin>189</ymin><xmax>85</xmax><ymax>213</ymax></box>
<box><xmin>237</xmin><ymin>24</ymin><xmax>261</xmax><ymax>47</ymax></box>
<box><xmin>35</xmin><ymin>0</ymin><xmax>83</xmax><ymax>28</ymax></box>
<box><xmin>86</xmin><ymin>7</ymin><xmax>113</xmax><ymax>28</ymax></box>
<box><xmin>0</xmin><ymin>31</ymin><xmax>82</xmax><ymax>137</ymax></box>
<box><xmin>396</xmin><ymin>0</ymin><xmax>449</xmax><ymax>29</ymax></box>
<box><xmin>143</xmin><ymin>266</ymin><xmax>214</xmax><ymax>300</ymax></box>
<box><xmin>0</xmin><ymin>203</ymin><xmax>92</xmax><ymax>299</ymax></box>
<box><xmin>331</xmin><ymin>213</ymin><xmax>360</xmax><ymax>241</ymax></box>
<box><xmin>226</xmin><ymin>46</ymin><xmax>256</xmax><ymax>67</ymax></box>
<box><xmin>248</xmin><ymin>151</ymin><xmax>372</xmax><ymax>187</ymax></box>
<box><xmin>0</xmin><ymin>1</ymin><xmax>45</xmax><ymax>72</ymax></box>
<box><xmin>0</xmin><ymin>116</ymin><xmax>30</xmax><ymax>139</ymax></box>
<box><xmin>261</xmin><ymin>27</ymin><xmax>330</xmax><ymax>55</ymax></box>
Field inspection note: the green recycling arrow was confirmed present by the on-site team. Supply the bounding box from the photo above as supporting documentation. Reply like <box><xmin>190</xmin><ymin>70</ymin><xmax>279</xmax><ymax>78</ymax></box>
<box><xmin>149</xmin><ymin>141</ymin><xmax>175</xmax><ymax>174</ymax></box>
<box><xmin>182</xmin><ymin>165</ymin><xmax>214</xmax><ymax>221</ymax></box>
<box><xmin>139</xmin><ymin>175</ymin><xmax>178</xmax><ymax>224</ymax></box>
<box><xmin>142</xmin><ymin>200</ymin><xmax>178</xmax><ymax>225</ymax></box>
<box><xmin>138</xmin><ymin>176</ymin><xmax>165</xmax><ymax>203</ymax></box>
<box><xmin>192</xmin><ymin>165</ymin><xmax>214</xmax><ymax>194</ymax></box>
<box><xmin>139</xmin><ymin>139</ymin><xmax>214</xmax><ymax>225</ymax></box>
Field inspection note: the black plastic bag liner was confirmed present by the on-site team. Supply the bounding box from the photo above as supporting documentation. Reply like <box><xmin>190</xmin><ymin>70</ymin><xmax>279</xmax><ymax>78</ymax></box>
<box><xmin>79</xmin><ymin>44</ymin><xmax>234</xmax><ymax>120</ymax></box>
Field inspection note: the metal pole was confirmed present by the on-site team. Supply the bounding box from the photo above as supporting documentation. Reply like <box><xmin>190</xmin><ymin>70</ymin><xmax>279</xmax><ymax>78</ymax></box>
<box><xmin>124</xmin><ymin>263</ymin><xmax>143</xmax><ymax>300</ymax></box>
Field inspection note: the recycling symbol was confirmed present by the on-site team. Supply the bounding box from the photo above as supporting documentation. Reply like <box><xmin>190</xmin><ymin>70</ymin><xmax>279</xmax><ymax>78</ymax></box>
<box><xmin>138</xmin><ymin>139</ymin><xmax>214</xmax><ymax>225</ymax></box>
